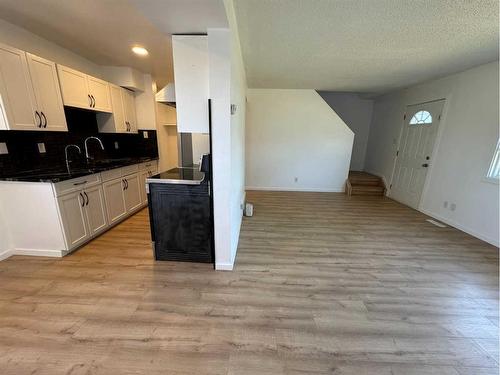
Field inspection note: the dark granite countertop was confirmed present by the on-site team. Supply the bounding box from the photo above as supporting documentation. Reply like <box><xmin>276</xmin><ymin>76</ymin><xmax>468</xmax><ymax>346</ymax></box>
<box><xmin>0</xmin><ymin>157</ymin><xmax>159</xmax><ymax>183</ymax></box>
<box><xmin>147</xmin><ymin>167</ymin><xmax>206</xmax><ymax>185</ymax></box>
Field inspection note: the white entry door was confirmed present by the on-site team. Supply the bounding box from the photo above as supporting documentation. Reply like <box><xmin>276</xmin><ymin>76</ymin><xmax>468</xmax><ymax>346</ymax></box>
<box><xmin>390</xmin><ymin>99</ymin><xmax>445</xmax><ymax>209</ymax></box>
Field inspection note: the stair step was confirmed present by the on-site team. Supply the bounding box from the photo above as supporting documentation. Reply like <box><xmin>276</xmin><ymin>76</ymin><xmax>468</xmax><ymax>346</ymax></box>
<box><xmin>349</xmin><ymin>179</ymin><xmax>381</xmax><ymax>186</ymax></box>
<box><xmin>350</xmin><ymin>185</ymin><xmax>385</xmax><ymax>196</ymax></box>
<box><xmin>346</xmin><ymin>171</ymin><xmax>386</xmax><ymax>196</ymax></box>
<box><xmin>348</xmin><ymin>172</ymin><xmax>382</xmax><ymax>185</ymax></box>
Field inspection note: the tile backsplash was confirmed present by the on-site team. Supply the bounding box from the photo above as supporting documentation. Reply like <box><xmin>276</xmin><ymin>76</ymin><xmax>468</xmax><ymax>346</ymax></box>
<box><xmin>0</xmin><ymin>107</ymin><xmax>158</xmax><ymax>177</ymax></box>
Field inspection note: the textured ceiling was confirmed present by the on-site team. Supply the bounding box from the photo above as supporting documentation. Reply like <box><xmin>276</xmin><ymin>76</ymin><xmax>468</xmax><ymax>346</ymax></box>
<box><xmin>234</xmin><ymin>0</ymin><xmax>499</xmax><ymax>94</ymax></box>
<box><xmin>0</xmin><ymin>0</ymin><xmax>227</xmax><ymax>88</ymax></box>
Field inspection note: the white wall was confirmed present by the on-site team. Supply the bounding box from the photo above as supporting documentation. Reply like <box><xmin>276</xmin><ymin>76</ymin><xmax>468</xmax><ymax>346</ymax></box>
<box><xmin>226</xmin><ymin>0</ymin><xmax>247</xmax><ymax>268</ymax></box>
<box><xmin>208</xmin><ymin>28</ymin><xmax>233</xmax><ymax>270</ymax></box>
<box><xmin>209</xmin><ymin>0</ymin><xmax>247</xmax><ymax>271</ymax></box>
<box><xmin>245</xmin><ymin>89</ymin><xmax>354</xmax><ymax>192</ymax></box>
<box><xmin>191</xmin><ymin>133</ymin><xmax>210</xmax><ymax>164</ymax></box>
<box><xmin>0</xmin><ymin>18</ymin><xmax>104</xmax><ymax>79</ymax></box>
<box><xmin>365</xmin><ymin>61</ymin><xmax>499</xmax><ymax>246</ymax></box>
<box><xmin>135</xmin><ymin>74</ymin><xmax>158</xmax><ymax>130</ymax></box>
<box><xmin>0</xmin><ymin>204</ymin><xmax>12</xmax><ymax>260</ymax></box>
<box><xmin>317</xmin><ymin>92</ymin><xmax>373</xmax><ymax>171</ymax></box>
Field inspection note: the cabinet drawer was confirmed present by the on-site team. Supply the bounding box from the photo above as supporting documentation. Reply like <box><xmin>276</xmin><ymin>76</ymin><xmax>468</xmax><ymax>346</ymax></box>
<box><xmin>121</xmin><ymin>164</ymin><xmax>138</xmax><ymax>176</ymax></box>
<box><xmin>100</xmin><ymin>167</ymin><xmax>122</xmax><ymax>182</ymax></box>
<box><xmin>53</xmin><ymin>173</ymin><xmax>100</xmax><ymax>197</ymax></box>
<box><xmin>141</xmin><ymin>160</ymin><xmax>158</xmax><ymax>170</ymax></box>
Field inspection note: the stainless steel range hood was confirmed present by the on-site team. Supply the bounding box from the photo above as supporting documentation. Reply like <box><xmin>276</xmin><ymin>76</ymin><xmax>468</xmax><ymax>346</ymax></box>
<box><xmin>155</xmin><ymin>83</ymin><xmax>176</xmax><ymax>107</ymax></box>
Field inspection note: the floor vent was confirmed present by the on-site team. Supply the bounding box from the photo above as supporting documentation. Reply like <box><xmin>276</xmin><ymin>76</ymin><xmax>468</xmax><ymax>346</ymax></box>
<box><xmin>426</xmin><ymin>219</ymin><xmax>447</xmax><ymax>228</ymax></box>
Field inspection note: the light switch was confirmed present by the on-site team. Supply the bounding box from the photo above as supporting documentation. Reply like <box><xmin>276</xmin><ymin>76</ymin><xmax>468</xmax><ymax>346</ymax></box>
<box><xmin>143</xmin><ymin>131</ymin><xmax>149</xmax><ymax>139</ymax></box>
<box><xmin>114</xmin><ymin>141</ymin><xmax>119</xmax><ymax>149</ymax></box>
<box><xmin>0</xmin><ymin>142</ymin><xmax>8</xmax><ymax>155</ymax></box>
<box><xmin>37</xmin><ymin>143</ymin><xmax>46</xmax><ymax>153</ymax></box>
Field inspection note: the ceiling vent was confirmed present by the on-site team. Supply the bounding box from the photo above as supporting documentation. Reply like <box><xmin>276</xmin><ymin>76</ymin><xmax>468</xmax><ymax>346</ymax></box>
<box><xmin>155</xmin><ymin>83</ymin><xmax>175</xmax><ymax>107</ymax></box>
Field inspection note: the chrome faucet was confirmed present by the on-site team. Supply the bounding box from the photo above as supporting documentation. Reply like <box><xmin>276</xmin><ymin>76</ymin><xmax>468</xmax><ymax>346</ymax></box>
<box><xmin>64</xmin><ymin>144</ymin><xmax>81</xmax><ymax>174</ymax></box>
<box><xmin>84</xmin><ymin>136</ymin><xmax>105</xmax><ymax>161</ymax></box>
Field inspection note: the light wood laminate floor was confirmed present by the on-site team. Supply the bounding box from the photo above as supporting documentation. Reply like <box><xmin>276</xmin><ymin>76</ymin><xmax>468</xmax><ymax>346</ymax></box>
<box><xmin>0</xmin><ymin>191</ymin><xmax>498</xmax><ymax>374</ymax></box>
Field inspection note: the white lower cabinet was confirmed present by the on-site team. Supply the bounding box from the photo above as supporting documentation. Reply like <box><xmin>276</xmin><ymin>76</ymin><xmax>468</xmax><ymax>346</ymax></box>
<box><xmin>58</xmin><ymin>185</ymin><xmax>108</xmax><ymax>250</ymax></box>
<box><xmin>124</xmin><ymin>173</ymin><xmax>142</xmax><ymax>212</ymax></box>
<box><xmin>0</xmin><ymin>161</ymin><xmax>155</xmax><ymax>257</ymax></box>
<box><xmin>103</xmin><ymin>177</ymin><xmax>127</xmax><ymax>224</ymax></box>
<box><xmin>57</xmin><ymin>190</ymin><xmax>89</xmax><ymax>249</ymax></box>
<box><xmin>139</xmin><ymin>164</ymin><xmax>158</xmax><ymax>204</ymax></box>
<box><xmin>84</xmin><ymin>185</ymin><xmax>108</xmax><ymax>235</ymax></box>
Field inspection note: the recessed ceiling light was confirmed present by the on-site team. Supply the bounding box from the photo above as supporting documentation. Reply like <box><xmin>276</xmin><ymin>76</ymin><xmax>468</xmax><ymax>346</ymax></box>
<box><xmin>132</xmin><ymin>46</ymin><xmax>149</xmax><ymax>56</ymax></box>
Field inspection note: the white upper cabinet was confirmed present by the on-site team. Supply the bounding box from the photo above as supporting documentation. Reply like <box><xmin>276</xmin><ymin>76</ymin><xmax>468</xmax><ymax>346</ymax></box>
<box><xmin>0</xmin><ymin>43</ymin><xmax>38</xmax><ymax>130</ymax></box>
<box><xmin>0</xmin><ymin>44</ymin><xmax>67</xmax><ymax>131</ymax></box>
<box><xmin>87</xmin><ymin>76</ymin><xmax>112</xmax><ymax>112</ymax></box>
<box><xmin>57</xmin><ymin>65</ymin><xmax>90</xmax><ymax>109</ymax></box>
<box><xmin>57</xmin><ymin>64</ymin><xmax>112</xmax><ymax>113</ymax></box>
<box><xmin>172</xmin><ymin>35</ymin><xmax>209</xmax><ymax>133</ymax></box>
<box><xmin>26</xmin><ymin>53</ymin><xmax>67</xmax><ymax>131</ymax></box>
<box><xmin>122</xmin><ymin>88</ymin><xmax>137</xmax><ymax>133</ymax></box>
<box><xmin>97</xmin><ymin>84</ymin><xmax>137</xmax><ymax>134</ymax></box>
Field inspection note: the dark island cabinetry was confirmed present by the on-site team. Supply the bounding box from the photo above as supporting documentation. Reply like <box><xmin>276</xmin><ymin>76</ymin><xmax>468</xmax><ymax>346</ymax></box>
<box><xmin>147</xmin><ymin>167</ymin><xmax>213</xmax><ymax>263</ymax></box>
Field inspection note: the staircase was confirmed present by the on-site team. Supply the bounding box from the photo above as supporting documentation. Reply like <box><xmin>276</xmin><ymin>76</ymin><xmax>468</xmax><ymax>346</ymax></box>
<box><xmin>346</xmin><ymin>171</ymin><xmax>386</xmax><ymax>196</ymax></box>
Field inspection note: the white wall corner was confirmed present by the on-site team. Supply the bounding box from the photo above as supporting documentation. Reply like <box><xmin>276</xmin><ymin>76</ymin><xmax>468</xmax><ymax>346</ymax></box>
<box><xmin>419</xmin><ymin>208</ymin><xmax>500</xmax><ymax>247</ymax></box>
<box><xmin>0</xmin><ymin>249</ymin><xmax>12</xmax><ymax>261</ymax></box>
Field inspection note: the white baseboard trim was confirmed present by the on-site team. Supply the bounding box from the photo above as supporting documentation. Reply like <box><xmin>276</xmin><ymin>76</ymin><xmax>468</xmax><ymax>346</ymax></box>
<box><xmin>0</xmin><ymin>247</ymin><xmax>64</xmax><ymax>261</ymax></box>
<box><xmin>215</xmin><ymin>262</ymin><xmax>234</xmax><ymax>271</ymax></box>
<box><xmin>420</xmin><ymin>208</ymin><xmax>499</xmax><ymax>247</ymax></box>
<box><xmin>245</xmin><ymin>186</ymin><xmax>344</xmax><ymax>193</ymax></box>
<box><xmin>0</xmin><ymin>249</ymin><xmax>13</xmax><ymax>261</ymax></box>
<box><xmin>12</xmin><ymin>248</ymin><xmax>64</xmax><ymax>258</ymax></box>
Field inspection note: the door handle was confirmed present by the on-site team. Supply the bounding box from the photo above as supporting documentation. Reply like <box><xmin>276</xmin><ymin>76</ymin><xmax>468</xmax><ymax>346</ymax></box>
<box><xmin>91</xmin><ymin>95</ymin><xmax>95</xmax><ymax>108</ymax></box>
<box><xmin>79</xmin><ymin>192</ymin><xmax>85</xmax><ymax>207</ymax></box>
<box><xmin>84</xmin><ymin>191</ymin><xmax>89</xmax><ymax>206</ymax></box>
<box><xmin>422</xmin><ymin>163</ymin><xmax>429</xmax><ymax>168</ymax></box>
<box><xmin>41</xmin><ymin>112</ymin><xmax>47</xmax><ymax>128</ymax></box>
<box><xmin>122</xmin><ymin>179</ymin><xmax>126</xmax><ymax>190</ymax></box>
<box><xmin>35</xmin><ymin>111</ymin><xmax>41</xmax><ymax>128</ymax></box>
<box><xmin>88</xmin><ymin>94</ymin><xmax>92</xmax><ymax>107</ymax></box>
<box><xmin>125</xmin><ymin>178</ymin><xmax>128</xmax><ymax>190</ymax></box>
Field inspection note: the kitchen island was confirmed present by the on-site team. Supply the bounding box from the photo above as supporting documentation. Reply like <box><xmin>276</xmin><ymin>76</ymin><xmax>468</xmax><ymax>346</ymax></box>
<box><xmin>147</xmin><ymin>165</ymin><xmax>214</xmax><ymax>264</ymax></box>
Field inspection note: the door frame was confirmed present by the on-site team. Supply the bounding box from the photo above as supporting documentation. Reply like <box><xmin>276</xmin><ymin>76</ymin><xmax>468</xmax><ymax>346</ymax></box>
<box><xmin>388</xmin><ymin>96</ymin><xmax>451</xmax><ymax>210</ymax></box>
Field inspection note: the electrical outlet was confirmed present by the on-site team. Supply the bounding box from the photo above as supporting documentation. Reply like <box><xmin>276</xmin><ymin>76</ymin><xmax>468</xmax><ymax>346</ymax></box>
<box><xmin>37</xmin><ymin>143</ymin><xmax>46</xmax><ymax>153</ymax></box>
<box><xmin>443</xmin><ymin>201</ymin><xmax>448</xmax><ymax>208</ymax></box>
<box><xmin>143</xmin><ymin>131</ymin><xmax>149</xmax><ymax>139</ymax></box>
<box><xmin>0</xmin><ymin>142</ymin><xmax>8</xmax><ymax>155</ymax></box>
<box><xmin>114</xmin><ymin>141</ymin><xmax>119</xmax><ymax>149</ymax></box>
<box><xmin>450</xmin><ymin>203</ymin><xmax>456</xmax><ymax>211</ymax></box>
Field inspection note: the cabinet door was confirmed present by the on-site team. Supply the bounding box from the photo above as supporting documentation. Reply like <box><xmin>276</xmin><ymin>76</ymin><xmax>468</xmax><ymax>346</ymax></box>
<box><xmin>102</xmin><ymin>178</ymin><xmax>127</xmax><ymax>224</ymax></box>
<box><xmin>88</xmin><ymin>76</ymin><xmax>112</xmax><ymax>113</ymax></box>
<box><xmin>0</xmin><ymin>43</ymin><xmax>37</xmax><ymax>130</ymax></box>
<box><xmin>84</xmin><ymin>185</ymin><xmax>108</xmax><ymax>236</ymax></box>
<box><xmin>124</xmin><ymin>173</ymin><xmax>142</xmax><ymax>212</ymax></box>
<box><xmin>57</xmin><ymin>65</ymin><xmax>90</xmax><ymax>109</ymax></box>
<box><xmin>26</xmin><ymin>53</ymin><xmax>67</xmax><ymax>131</ymax></box>
<box><xmin>122</xmin><ymin>88</ymin><xmax>137</xmax><ymax>133</ymax></box>
<box><xmin>172</xmin><ymin>35</ymin><xmax>209</xmax><ymax>133</ymax></box>
<box><xmin>57</xmin><ymin>190</ymin><xmax>89</xmax><ymax>249</ymax></box>
<box><xmin>110</xmin><ymin>84</ymin><xmax>126</xmax><ymax>132</ymax></box>
<box><xmin>139</xmin><ymin>170</ymin><xmax>149</xmax><ymax>204</ymax></box>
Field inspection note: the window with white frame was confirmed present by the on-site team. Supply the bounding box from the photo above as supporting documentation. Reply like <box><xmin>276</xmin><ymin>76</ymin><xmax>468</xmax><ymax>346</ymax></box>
<box><xmin>486</xmin><ymin>139</ymin><xmax>500</xmax><ymax>180</ymax></box>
